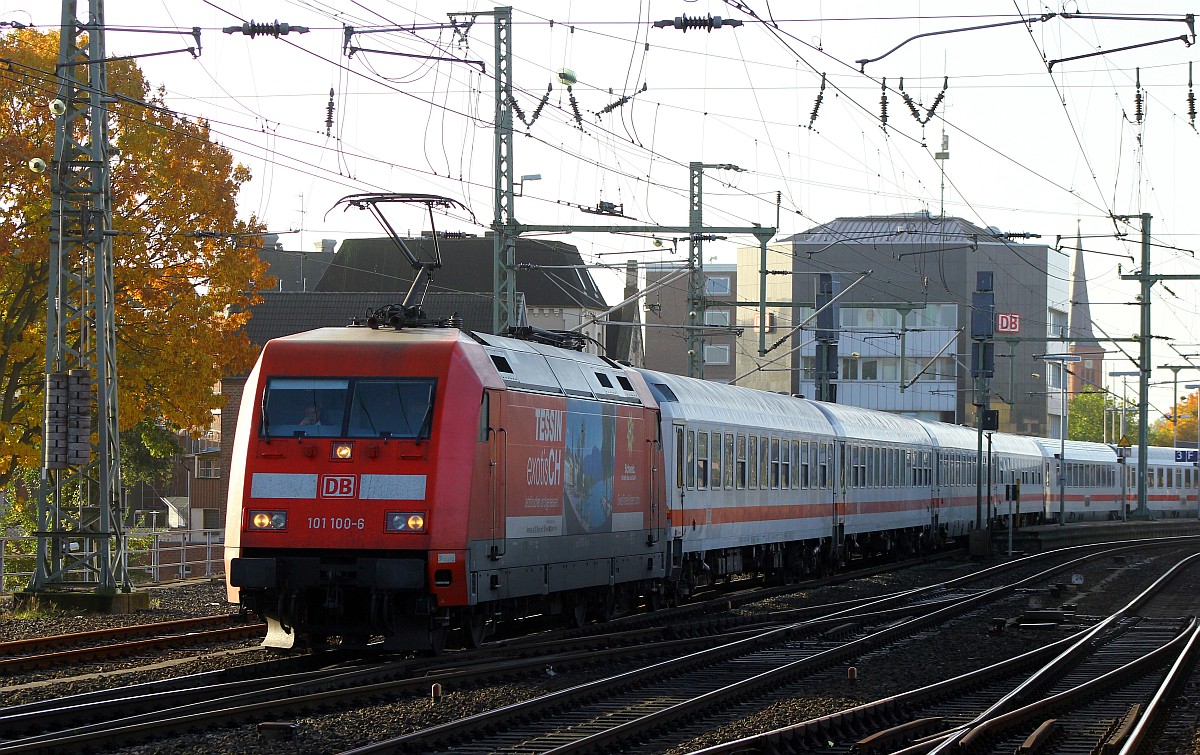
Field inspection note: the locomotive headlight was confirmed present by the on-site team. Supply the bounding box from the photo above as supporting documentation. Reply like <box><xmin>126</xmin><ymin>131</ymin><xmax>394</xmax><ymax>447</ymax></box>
<box><xmin>332</xmin><ymin>442</ymin><xmax>354</xmax><ymax>460</ymax></box>
<box><xmin>386</xmin><ymin>511</ymin><xmax>426</xmax><ymax>532</ymax></box>
<box><xmin>249</xmin><ymin>510</ymin><xmax>287</xmax><ymax>530</ymax></box>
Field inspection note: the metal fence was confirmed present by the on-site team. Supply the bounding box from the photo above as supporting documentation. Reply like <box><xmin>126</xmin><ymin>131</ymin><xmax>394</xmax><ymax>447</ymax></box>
<box><xmin>1</xmin><ymin>529</ymin><xmax>226</xmax><ymax>594</ymax></box>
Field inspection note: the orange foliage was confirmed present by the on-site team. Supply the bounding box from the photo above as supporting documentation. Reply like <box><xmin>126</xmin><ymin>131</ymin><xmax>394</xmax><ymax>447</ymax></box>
<box><xmin>0</xmin><ymin>29</ymin><xmax>272</xmax><ymax>486</ymax></box>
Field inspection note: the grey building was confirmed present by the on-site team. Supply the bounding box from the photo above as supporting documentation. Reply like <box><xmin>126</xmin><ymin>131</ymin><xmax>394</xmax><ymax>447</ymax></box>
<box><xmin>735</xmin><ymin>211</ymin><xmax>1067</xmax><ymax>436</ymax></box>
<box><xmin>643</xmin><ymin>263</ymin><xmax>739</xmax><ymax>381</ymax></box>
<box><xmin>317</xmin><ymin>234</ymin><xmax>607</xmax><ymax>349</ymax></box>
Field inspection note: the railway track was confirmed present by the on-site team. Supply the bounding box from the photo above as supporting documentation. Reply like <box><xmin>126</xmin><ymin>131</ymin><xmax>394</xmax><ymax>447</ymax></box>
<box><xmin>689</xmin><ymin>551</ymin><xmax>1200</xmax><ymax>755</ymax></box>
<box><xmin>0</xmin><ymin>616</ymin><xmax>265</xmax><ymax>674</ymax></box>
<box><xmin>0</xmin><ymin>537</ymin><xmax>1192</xmax><ymax>754</ymax></box>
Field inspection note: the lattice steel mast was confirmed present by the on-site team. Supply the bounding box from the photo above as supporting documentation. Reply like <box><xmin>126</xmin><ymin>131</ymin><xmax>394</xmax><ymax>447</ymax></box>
<box><xmin>30</xmin><ymin>0</ymin><xmax>129</xmax><ymax>597</ymax></box>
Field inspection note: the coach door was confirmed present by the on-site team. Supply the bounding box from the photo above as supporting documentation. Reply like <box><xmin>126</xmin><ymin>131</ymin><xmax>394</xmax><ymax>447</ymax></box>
<box><xmin>646</xmin><ymin>411</ymin><xmax>663</xmax><ymax>545</ymax></box>
<box><xmin>672</xmin><ymin>422</ymin><xmax>687</xmax><ymax>537</ymax></box>
<box><xmin>833</xmin><ymin>440</ymin><xmax>846</xmax><ymax>560</ymax></box>
<box><xmin>486</xmin><ymin>389</ymin><xmax>506</xmax><ymax>560</ymax></box>
<box><xmin>930</xmin><ymin>449</ymin><xmax>943</xmax><ymax>532</ymax></box>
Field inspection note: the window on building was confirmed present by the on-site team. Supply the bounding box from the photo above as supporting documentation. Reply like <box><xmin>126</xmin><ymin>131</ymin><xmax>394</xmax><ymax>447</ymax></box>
<box><xmin>1048</xmin><ymin>308</ymin><xmax>1068</xmax><ymax>338</ymax></box>
<box><xmin>704</xmin><ymin>275</ymin><xmax>731</xmax><ymax>296</ymax></box>
<box><xmin>704</xmin><ymin>344</ymin><xmax>731</xmax><ymax>365</ymax></box>
<box><xmin>202</xmin><ymin>508</ymin><xmax>222</xmax><ymax>529</ymax></box>
<box><xmin>704</xmin><ymin>309</ymin><xmax>731</xmax><ymax>327</ymax></box>
<box><xmin>196</xmin><ymin>457</ymin><xmax>220</xmax><ymax>479</ymax></box>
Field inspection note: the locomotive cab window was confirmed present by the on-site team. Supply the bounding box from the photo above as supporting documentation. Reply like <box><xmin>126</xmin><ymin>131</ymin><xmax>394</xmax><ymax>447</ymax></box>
<box><xmin>347</xmin><ymin>379</ymin><xmax>436</xmax><ymax>439</ymax></box>
<box><xmin>261</xmin><ymin>378</ymin><xmax>348</xmax><ymax>438</ymax></box>
<box><xmin>260</xmin><ymin>377</ymin><xmax>437</xmax><ymax>440</ymax></box>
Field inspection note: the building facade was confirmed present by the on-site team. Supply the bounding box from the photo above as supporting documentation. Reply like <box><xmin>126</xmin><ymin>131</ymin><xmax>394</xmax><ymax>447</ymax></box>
<box><xmin>643</xmin><ymin>263</ymin><xmax>739</xmax><ymax>381</ymax></box>
<box><xmin>734</xmin><ymin>212</ymin><xmax>1068</xmax><ymax>436</ymax></box>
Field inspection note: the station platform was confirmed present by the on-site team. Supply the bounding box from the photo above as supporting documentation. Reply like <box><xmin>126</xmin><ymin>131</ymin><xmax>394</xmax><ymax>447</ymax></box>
<box><xmin>990</xmin><ymin>518</ymin><xmax>1200</xmax><ymax>554</ymax></box>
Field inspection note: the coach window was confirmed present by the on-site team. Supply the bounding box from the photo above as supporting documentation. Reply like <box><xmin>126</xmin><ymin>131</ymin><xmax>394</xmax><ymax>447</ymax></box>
<box><xmin>787</xmin><ymin>436</ymin><xmax>796</xmax><ymax>489</ymax></box>
<box><xmin>770</xmin><ymin>438</ymin><xmax>781</xmax><ymax>488</ymax></box>
<box><xmin>735</xmin><ymin>434</ymin><xmax>747</xmax><ymax>488</ymax></box>
<box><xmin>724</xmin><ymin>434</ymin><xmax>735</xmax><ymax>489</ymax></box>
<box><xmin>1156</xmin><ymin>467</ymin><xmax>1163</xmax><ymax>488</ymax></box>
<box><xmin>749</xmin><ymin>435</ymin><xmax>759</xmax><ymax>488</ymax></box>
<box><xmin>819</xmin><ymin>444</ymin><xmax>829</xmax><ymax>488</ymax></box>
<box><xmin>800</xmin><ymin>441</ymin><xmax>810</xmax><ymax>488</ymax></box>
<box><xmin>777</xmin><ymin>439</ymin><xmax>787</xmax><ymax>489</ymax></box>
<box><xmin>760</xmin><ymin>437</ymin><xmax>770</xmax><ymax>488</ymax></box>
<box><xmin>710</xmin><ymin>432</ymin><xmax>722</xmax><ymax>490</ymax></box>
<box><xmin>686</xmin><ymin>430</ymin><xmax>696</xmax><ymax>489</ymax></box>
<box><xmin>697</xmin><ymin>432</ymin><xmax>710</xmax><ymax>488</ymax></box>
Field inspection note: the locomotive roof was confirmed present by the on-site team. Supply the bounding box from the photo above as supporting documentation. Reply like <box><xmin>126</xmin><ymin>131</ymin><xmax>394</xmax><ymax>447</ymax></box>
<box><xmin>473</xmin><ymin>332</ymin><xmax>645</xmax><ymax>404</ymax></box>
<box><xmin>635</xmin><ymin>369</ymin><xmax>835</xmax><ymax>436</ymax></box>
<box><xmin>268</xmin><ymin>325</ymin><xmax>468</xmax><ymax>346</ymax></box>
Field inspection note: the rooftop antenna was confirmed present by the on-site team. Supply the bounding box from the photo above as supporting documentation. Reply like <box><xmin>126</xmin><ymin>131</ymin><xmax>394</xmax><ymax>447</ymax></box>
<box><xmin>935</xmin><ymin>131</ymin><xmax>950</xmax><ymax>218</ymax></box>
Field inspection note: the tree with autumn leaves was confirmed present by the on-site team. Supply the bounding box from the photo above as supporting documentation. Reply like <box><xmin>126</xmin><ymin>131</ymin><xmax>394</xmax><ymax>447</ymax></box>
<box><xmin>1068</xmin><ymin>389</ymin><xmax>1197</xmax><ymax>447</ymax></box>
<box><xmin>0</xmin><ymin>30</ymin><xmax>271</xmax><ymax>494</ymax></box>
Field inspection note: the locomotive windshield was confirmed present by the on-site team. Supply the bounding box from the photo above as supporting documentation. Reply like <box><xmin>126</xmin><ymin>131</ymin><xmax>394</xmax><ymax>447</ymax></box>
<box><xmin>261</xmin><ymin>377</ymin><xmax>436</xmax><ymax>439</ymax></box>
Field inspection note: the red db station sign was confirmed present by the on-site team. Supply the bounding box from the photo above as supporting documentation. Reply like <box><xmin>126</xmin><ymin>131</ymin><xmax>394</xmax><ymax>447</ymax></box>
<box><xmin>996</xmin><ymin>313</ymin><xmax>1021</xmax><ymax>333</ymax></box>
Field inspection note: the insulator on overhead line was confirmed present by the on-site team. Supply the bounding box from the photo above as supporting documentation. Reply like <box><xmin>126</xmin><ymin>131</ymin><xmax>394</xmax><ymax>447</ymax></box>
<box><xmin>325</xmin><ymin>89</ymin><xmax>335</xmax><ymax>137</ymax></box>
<box><xmin>807</xmin><ymin>73</ymin><xmax>826</xmax><ymax>130</ymax></box>
<box><xmin>1188</xmin><ymin>63</ymin><xmax>1196</xmax><ymax>128</ymax></box>
<box><xmin>652</xmin><ymin>14</ymin><xmax>744</xmax><ymax>33</ymax></box>
<box><xmin>1135</xmin><ymin>67</ymin><xmax>1144</xmax><ymax>124</ymax></box>
<box><xmin>222</xmin><ymin>20</ymin><xmax>310</xmax><ymax>38</ymax></box>
<box><xmin>880</xmin><ymin>78</ymin><xmax>888</xmax><ymax>130</ymax></box>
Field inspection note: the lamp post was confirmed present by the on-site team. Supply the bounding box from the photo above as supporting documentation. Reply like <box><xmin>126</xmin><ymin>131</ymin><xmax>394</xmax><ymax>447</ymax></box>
<box><xmin>1109</xmin><ymin>370</ymin><xmax>1139</xmax><ymax>441</ymax></box>
<box><xmin>1160</xmin><ymin>365</ymin><xmax>1200</xmax><ymax>446</ymax></box>
<box><xmin>1043</xmin><ymin>354</ymin><xmax>1081</xmax><ymax>525</ymax></box>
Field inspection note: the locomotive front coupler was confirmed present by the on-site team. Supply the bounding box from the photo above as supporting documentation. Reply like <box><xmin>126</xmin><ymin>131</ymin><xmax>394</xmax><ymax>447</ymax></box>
<box><xmin>322</xmin><ymin>583</ymin><xmax>345</xmax><ymax>615</ymax></box>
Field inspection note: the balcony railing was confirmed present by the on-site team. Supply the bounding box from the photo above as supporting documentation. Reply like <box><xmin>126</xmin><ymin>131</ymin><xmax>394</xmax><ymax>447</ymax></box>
<box><xmin>185</xmin><ymin>430</ymin><xmax>221</xmax><ymax>455</ymax></box>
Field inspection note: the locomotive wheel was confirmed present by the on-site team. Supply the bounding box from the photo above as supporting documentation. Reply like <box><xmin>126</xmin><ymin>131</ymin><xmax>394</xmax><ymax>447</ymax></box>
<box><xmin>426</xmin><ymin>627</ymin><xmax>447</xmax><ymax>656</ymax></box>
<box><xmin>465</xmin><ymin>611</ymin><xmax>492</xmax><ymax>649</ymax></box>
<box><xmin>570</xmin><ymin>595</ymin><xmax>589</xmax><ymax>628</ymax></box>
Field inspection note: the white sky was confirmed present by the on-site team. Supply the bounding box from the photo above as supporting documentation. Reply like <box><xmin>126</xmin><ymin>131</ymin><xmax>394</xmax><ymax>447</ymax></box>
<box><xmin>14</xmin><ymin>1</ymin><xmax>1200</xmax><ymax>416</ymax></box>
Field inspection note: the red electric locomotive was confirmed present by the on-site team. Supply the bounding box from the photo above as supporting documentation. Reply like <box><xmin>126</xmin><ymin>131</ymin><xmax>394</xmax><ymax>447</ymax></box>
<box><xmin>225</xmin><ymin>324</ymin><xmax>667</xmax><ymax>651</ymax></box>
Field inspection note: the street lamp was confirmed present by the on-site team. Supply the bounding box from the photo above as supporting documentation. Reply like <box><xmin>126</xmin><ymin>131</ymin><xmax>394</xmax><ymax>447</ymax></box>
<box><xmin>1110</xmin><ymin>370</ymin><xmax>1140</xmax><ymax>441</ymax></box>
<box><xmin>1160</xmin><ymin>365</ymin><xmax>1200</xmax><ymax>446</ymax></box>
<box><xmin>1043</xmin><ymin>354</ymin><xmax>1081</xmax><ymax>525</ymax></box>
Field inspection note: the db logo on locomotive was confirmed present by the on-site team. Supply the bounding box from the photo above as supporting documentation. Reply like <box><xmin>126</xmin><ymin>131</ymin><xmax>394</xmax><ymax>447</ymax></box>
<box><xmin>320</xmin><ymin>474</ymin><xmax>357</xmax><ymax>498</ymax></box>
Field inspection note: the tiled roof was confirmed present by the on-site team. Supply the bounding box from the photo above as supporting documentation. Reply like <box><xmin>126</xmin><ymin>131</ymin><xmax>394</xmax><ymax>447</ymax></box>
<box><xmin>314</xmin><ymin>236</ymin><xmax>607</xmax><ymax>309</ymax></box>
<box><xmin>242</xmin><ymin>291</ymin><xmax>494</xmax><ymax>347</ymax></box>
